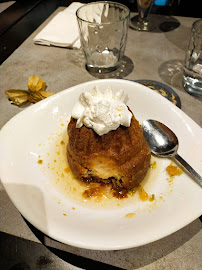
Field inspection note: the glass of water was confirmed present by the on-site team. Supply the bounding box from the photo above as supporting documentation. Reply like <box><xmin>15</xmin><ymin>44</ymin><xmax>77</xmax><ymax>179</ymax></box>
<box><xmin>183</xmin><ymin>19</ymin><xmax>202</xmax><ymax>96</ymax></box>
<box><xmin>76</xmin><ymin>1</ymin><xmax>130</xmax><ymax>73</ymax></box>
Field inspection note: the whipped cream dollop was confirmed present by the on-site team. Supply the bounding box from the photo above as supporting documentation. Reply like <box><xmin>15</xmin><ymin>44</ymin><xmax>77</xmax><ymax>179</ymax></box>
<box><xmin>71</xmin><ymin>86</ymin><xmax>132</xmax><ymax>136</ymax></box>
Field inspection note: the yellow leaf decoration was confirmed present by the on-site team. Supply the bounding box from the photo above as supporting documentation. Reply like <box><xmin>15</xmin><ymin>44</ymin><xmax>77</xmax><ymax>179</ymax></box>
<box><xmin>29</xmin><ymin>91</ymin><xmax>54</xmax><ymax>103</ymax></box>
<box><xmin>5</xmin><ymin>90</ymin><xmax>30</xmax><ymax>106</ymax></box>
<box><xmin>5</xmin><ymin>75</ymin><xmax>54</xmax><ymax>106</ymax></box>
<box><xmin>28</xmin><ymin>75</ymin><xmax>46</xmax><ymax>92</ymax></box>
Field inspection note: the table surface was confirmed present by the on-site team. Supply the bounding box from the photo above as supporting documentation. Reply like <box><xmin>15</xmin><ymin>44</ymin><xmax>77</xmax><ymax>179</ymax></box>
<box><xmin>0</xmin><ymin>6</ymin><xmax>202</xmax><ymax>270</ymax></box>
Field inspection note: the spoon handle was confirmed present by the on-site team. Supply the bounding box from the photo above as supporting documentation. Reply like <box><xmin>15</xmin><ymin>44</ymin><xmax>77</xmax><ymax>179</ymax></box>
<box><xmin>175</xmin><ymin>154</ymin><xmax>202</xmax><ymax>187</ymax></box>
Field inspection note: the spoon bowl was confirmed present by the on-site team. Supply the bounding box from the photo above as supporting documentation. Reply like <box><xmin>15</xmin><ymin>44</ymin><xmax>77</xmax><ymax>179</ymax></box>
<box><xmin>142</xmin><ymin>119</ymin><xmax>202</xmax><ymax>186</ymax></box>
<box><xmin>142</xmin><ymin>119</ymin><xmax>179</xmax><ymax>156</ymax></box>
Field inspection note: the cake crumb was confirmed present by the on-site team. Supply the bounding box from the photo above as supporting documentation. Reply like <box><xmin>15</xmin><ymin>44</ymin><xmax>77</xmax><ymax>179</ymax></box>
<box><xmin>150</xmin><ymin>161</ymin><xmax>157</xmax><ymax>169</ymax></box>
<box><xmin>125</xmin><ymin>213</ymin><xmax>136</xmax><ymax>218</ymax></box>
<box><xmin>138</xmin><ymin>186</ymin><xmax>149</xmax><ymax>201</ymax></box>
<box><xmin>166</xmin><ymin>163</ymin><xmax>183</xmax><ymax>177</ymax></box>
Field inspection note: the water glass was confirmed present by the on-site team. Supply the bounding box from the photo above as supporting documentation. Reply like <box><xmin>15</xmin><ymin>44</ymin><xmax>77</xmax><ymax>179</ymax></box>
<box><xmin>183</xmin><ymin>19</ymin><xmax>202</xmax><ymax>96</ymax></box>
<box><xmin>76</xmin><ymin>1</ymin><xmax>130</xmax><ymax>73</ymax></box>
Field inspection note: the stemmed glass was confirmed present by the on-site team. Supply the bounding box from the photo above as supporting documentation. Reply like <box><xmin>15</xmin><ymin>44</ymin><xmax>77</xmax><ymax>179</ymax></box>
<box><xmin>131</xmin><ymin>0</ymin><xmax>154</xmax><ymax>31</ymax></box>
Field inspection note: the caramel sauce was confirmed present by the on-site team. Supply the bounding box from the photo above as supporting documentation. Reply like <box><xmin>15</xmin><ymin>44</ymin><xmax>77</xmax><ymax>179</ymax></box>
<box><xmin>83</xmin><ymin>183</ymin><xmax>109</xmax><ymax>199</ymax></box>
<box><xmin>111</xmin><ymin>186</ymin><xmax>128</xmax><ymax>199</ymax></box>
<box><xmin>39</xmin><ymin>126</ymin><xmax>172</xmax><ymax>210</ymax></box>
<box><xmin>82</xmin><ymin>177</ymin><xmax>128</xmax><ymax>199</ymax></box>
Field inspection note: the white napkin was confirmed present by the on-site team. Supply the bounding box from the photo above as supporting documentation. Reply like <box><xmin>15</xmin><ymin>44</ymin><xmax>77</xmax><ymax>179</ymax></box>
<box><xmin>33</xmin><ymin>2</ymin><xmax>83</xmax><ymax>49</ymax></box>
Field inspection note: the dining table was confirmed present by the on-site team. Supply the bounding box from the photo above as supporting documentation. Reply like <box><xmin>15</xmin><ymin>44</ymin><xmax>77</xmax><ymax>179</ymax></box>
<box><xmin>0</xmin><ymin>2</ymin><xmax>202</xmax><ymax>270</ymax></box>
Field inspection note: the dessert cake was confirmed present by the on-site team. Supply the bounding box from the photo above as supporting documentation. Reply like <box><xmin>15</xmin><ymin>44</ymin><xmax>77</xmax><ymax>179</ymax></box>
<box><xmin>67</xmin><ymin>87</ymin><xmax>151</xmax><ymax>191</ymax></box>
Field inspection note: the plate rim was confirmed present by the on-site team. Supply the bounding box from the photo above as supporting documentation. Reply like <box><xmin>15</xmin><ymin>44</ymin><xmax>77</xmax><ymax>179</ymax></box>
<box><xmin>0</xmin><ymin>78</ymin><xmax>202</xmax><ymax>250</ymax></box>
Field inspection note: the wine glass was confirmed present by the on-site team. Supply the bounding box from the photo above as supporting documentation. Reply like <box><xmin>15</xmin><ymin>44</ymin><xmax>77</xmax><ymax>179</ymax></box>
<box><xmin>131</xmin><ymin>0</ymin><xmax>154</xmax><ymax>31</ymax></box>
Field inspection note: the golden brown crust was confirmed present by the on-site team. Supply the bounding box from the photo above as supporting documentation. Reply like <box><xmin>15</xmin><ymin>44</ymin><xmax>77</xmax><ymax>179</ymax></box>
<box><xmin>67</xmin><ymin>113</ymin><xmax>151</xmax><ymax>189</ymax></box>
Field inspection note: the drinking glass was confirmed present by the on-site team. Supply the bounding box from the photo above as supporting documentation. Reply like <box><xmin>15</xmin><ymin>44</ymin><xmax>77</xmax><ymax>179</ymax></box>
<box><xmin>183</xmin><ymin>19</ymin><xmax>202</xmax><ymax>96</ymax></box>
<box><xmin>76</xmin><ymin>1</ymin><xmax>130</xmax><ymax>73</ymax></box>
<box><xmin>131</xmin><ymin>0</ymin><xmax>154</xmax><ymax>31</ymax></box>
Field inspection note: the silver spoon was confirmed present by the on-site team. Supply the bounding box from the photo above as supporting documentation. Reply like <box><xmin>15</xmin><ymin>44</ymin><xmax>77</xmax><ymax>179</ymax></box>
<box><xmin>142</xmin><ymin>119</ymin><xmax>202</xmax><ymax>187</ymax></box>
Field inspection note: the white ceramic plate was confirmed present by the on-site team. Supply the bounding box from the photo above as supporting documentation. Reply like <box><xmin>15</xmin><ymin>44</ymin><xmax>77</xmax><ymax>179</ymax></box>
<box><xmin>0</xmin><ymin>79</ymin><xmax>202</xmax><ymax>250</ymax></box>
